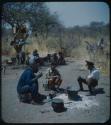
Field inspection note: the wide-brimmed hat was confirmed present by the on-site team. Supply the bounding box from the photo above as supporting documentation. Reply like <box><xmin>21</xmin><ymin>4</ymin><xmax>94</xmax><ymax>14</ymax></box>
<box><xmin>85</xmin><ymin>60</ymin><xmax>94</xmax><ymax>66</ymax></box>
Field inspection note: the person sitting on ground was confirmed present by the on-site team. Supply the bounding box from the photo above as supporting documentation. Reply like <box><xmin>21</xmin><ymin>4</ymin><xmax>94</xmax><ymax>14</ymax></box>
<box><xmin>17</xmin><ymin>60</ymin><xmax>46</xmax><ymax>104</ymax></box>
<box><xmin>58</xmin><ymin>52</ymin><xmax>66</xmax><ymax>65</ymax></box>
<box><xmin>32</xmin><ymin>49</ymin><xmax>40</xmax><ymax>63</ymax></box>
<box><xmin>29</xmin><ymin>49</ymin><xmax>39</xmax><ymax>65</ymax></box>
<box><xmin>46</xmin><ymin>63</ymin><xmax>62</xmax><ymax>90</ymax></box>
<box><xmin>53</xmin><ymin>53</ymin><xmax>58</xmax><ymax>65</ymax></box>
<box><xmin>31</xmin><ymin>49</ymin><xmax>44</xmax><ymax>65</ymax></box>
<box><xmin>41</xmin><ymin>54</ymin><xmax>51</xmax><ymax>64</ymax></box>
<box><xmin>33</xmin><ymin>49</ymin><xmax>39</xmax><ymax>58</ymax></box>
<box><xmin>77</xmin><ymin>60</ymin><xmax>100</xmax><ymax>95</ymax></box>
<box><xmin>47</xmin><ymin>54</ymin><xmax>51</xmax><ymax>63</ymax></box>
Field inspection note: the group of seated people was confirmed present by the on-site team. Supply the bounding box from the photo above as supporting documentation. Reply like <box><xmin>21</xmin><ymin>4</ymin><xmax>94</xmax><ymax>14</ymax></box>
<box><xmin>17</xmin><ymin>57</ymin><xmax>100</xmax><ymax>104</ymax></box>
<box><xmin>7</xmin><ymin>48</ymin><xmax>66</xmax><ymax>66</ymax></box>
<box><xmin>50</xmin><ymin>52</ymin><xmax>66</xmax><ymax>66</ymax></box>
<box><xmin>26</xmin><ymin>49</ymin><xmax>66</xmax><ymax>66</ymax></box>
<box><xmin>17</xmin><ymin>60</ymin><xmax>62</xmax><ymax>104</ymax></box>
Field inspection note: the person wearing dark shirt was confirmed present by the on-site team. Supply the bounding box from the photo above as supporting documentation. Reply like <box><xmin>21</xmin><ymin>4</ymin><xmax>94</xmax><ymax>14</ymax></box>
<box><xmin>53</xmin><ymin>53</ymin><xmax>58</xmax><ymax>65</ymax></box>
<box><xmin>58</xmin><ymin>52</ymin><xmax>66</xmax><ymax>65</ymax></box>
<box><xmin>46</xmin><ymin>63</ymin><xmax>62</xmax><ymax>90</ymax></box>
<box><xmin>17</xmin><ymin>62</ymin><xmax>45</xmax><ymax>103</ymax></box>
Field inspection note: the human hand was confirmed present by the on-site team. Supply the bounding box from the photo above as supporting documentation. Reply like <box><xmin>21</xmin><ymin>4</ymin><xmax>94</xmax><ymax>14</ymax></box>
<box><xmin>36</xmin><ymin>72</ymin><xmax>43</xmax><ymax>79</ymax></box>
<box><xmin>52</xmin><ymin>75</ymin><xmax>58</xmax><ymax>78</ymax></box>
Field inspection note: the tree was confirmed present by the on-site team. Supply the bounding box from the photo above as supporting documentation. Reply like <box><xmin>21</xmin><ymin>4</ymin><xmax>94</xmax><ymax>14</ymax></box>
<box><xmin>90</xmin><ymin>21</ymin><xmax>105</xmax><ymax>28</ymax></box>
<box><xmin>2</xmin><ymin>2</ymin><xmax>61</xmax><ymax>37</ymax></box>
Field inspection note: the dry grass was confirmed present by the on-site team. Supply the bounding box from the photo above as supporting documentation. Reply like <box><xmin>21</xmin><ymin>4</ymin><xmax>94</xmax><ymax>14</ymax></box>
<box><xmin>70</xmin><ymin>39</ymin><xmax>110</xmax><ymax>75</ymax></box>
<box><xmin>70</xmin><ymin>41</ymin><xmax>89</xmax><ymax>60</ymax></box>
<box><xmin>2</xmin><ymin>35</ymin><xmax>110</xmax><ymax>75</ymax></box>
<box><xmin>24</xmin><ymin>36</ymin><xmax>57</xmax><ymax>56</ymax></box>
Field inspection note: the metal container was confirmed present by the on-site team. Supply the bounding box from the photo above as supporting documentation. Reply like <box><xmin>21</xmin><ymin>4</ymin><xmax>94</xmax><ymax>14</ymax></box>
<box><xmin>51</xmin><ymin>98</ymin><xmax>65</xmax><ymax>113</ymax></box>
<box><xmin>67</xmin><ymin>88</ymin><xmax>78</xmax><ymax>100</ymax></box>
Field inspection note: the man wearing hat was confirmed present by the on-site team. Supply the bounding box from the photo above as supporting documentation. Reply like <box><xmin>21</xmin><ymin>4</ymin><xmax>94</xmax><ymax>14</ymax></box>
<box><xmin>77</xmin><ymin>60</ymin><xmax>100</xmax><ymax>94</ymax></box>
<box><xmin>46</xmin><ymin>63</ymin><xmax>62</xmax><ymax>90</ymax></box>
<box><xmin>17</xmin><ymin>59</ymin><xmax>46</xmax><ymax>104</ymax></box>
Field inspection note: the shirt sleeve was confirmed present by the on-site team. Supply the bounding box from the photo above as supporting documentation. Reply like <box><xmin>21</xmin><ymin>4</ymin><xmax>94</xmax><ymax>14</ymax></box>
<box><xmin>24</xmin><ymin>70</ymin><xmax>35</xmax><ymax>85</ymax></box>
<box><xmin>55</xmin><ymin>69</ymin><xmax>61</xmax><ymax>77</ymax></box>
<box><xmin>87</xmin><ymin>70</ymin><xmax>100</xmax><ymax>80</ymax></box>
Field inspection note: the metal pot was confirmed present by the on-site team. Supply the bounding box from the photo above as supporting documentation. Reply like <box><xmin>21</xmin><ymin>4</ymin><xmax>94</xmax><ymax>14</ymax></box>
<box><xmin>67</xmin><ymin>89</ymin><xmax>78</xmax><ymax>100</ymax></box>
<box><xmin>51</xmin><ymin>98</ymin><xmax>65</xmax><ymax>112</ymax></box>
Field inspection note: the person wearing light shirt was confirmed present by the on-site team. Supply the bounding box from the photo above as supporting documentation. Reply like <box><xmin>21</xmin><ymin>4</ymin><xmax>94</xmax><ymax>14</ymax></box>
<box><xmin>77</xmin><ymin>60</ymin><xmax>100</xmax><ymax>94</ymax></box>
<box><xmin>29</xmin><ymin>49</ymin><xmax>39</xmax><ymax>65</ymax></box>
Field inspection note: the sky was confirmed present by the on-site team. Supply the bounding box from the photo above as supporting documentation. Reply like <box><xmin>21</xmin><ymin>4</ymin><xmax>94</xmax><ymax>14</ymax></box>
<box><xmin>46</xmin><ymin>2</ymin><xmax>109</xmax><ymax>27</ymax></box>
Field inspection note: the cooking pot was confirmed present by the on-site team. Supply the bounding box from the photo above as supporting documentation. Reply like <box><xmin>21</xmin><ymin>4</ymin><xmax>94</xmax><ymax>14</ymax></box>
<box><xmin>51</xmin><ymin>98</ymin><xmax>66</xmax><ymax>113</ymax></box>
<box><xmin>67</xmin><ymin>88</ymin><xmax>78</xmax><ymax>100</ymax></box>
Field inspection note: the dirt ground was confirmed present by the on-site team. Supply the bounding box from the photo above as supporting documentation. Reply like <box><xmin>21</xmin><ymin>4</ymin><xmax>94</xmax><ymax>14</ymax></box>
<box><xmin>1</xmin><ymin>58</ymin><xmax>110</xmax><ymax>123</ymax></box>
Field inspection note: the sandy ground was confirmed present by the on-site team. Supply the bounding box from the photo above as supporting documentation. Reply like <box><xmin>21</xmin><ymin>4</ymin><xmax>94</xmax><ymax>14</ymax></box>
<box><xmin>1</xmin><ymin>58</ymin><xmax>110</xmax><ymax>123</ymax></box>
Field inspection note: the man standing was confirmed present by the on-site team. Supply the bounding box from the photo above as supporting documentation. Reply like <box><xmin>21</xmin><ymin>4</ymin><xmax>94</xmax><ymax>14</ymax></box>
<box><xmin>17</xmin><ymin>61</ymin><xmax>46</xmax><ymax>104</ymax></box>
<box><xmin>77</xmin><ymin>60</ymin><xmax>100</xmax><ymax>95</ymax></box>
<box><xmin>46</xmin><ymin>63</ymin><xmax>62</xmax><ymax>90</ymax></box>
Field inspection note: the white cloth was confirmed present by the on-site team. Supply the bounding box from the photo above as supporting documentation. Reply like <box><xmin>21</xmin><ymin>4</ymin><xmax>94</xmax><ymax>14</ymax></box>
<box><xmin>46</xmin><ymin>68</ymin><xmax>53</xmax><ymax>79</ymax></box>
<box><xmin>45</xmin><ymin>68</ymin><xmax>61</xmax><ymax>79</ymax></box>
<box><xmin>87</xmin><ymin>68</ymin><xmax>100</xmax><ymax>81</ymax></box>
<box><xmin>29</xmin><ymin>54</ymin><xmax>39</xmax><ymax>65</ymax></box>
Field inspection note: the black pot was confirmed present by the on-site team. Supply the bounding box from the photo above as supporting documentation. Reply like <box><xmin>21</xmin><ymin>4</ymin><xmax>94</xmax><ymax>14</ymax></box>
<box><xmin>51</xmin><ymin>98</ymin><xmax>66</xmax><ymax>113</ymax></box>
<box><xmin>67</xmin><ymin>89</ymin><xmax>78</xmax><ymax>100</ymax></box>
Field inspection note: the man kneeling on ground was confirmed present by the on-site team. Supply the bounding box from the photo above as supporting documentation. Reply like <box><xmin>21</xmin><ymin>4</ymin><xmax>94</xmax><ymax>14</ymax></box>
<box><xmin>17</xmin><ymin>61</ymin><xmax>46</xmax><ymax>104</ymax></box>
<box><xmin>46</xmin><ymin>63</ymin><xmax>62</xmax><ymax>90</ymax></box>
<box><xmin>77</xmin><ymin>60</ymin><xmax>100</xmax><ymax>95</ymax></box>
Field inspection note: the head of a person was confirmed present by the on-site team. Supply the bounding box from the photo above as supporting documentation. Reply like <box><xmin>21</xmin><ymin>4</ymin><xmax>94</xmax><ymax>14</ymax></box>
<box><xmin>54</xmin><ymin>53</ymin><xmax>57</xmax><ymax>56</ymax></box>
<box><xmin>51</xmin><ymin>63</ymin><xmax>56</xmax><ymax>70</ymax></box>
<box><xmin>85</xmin><ymin>60</ymin><xmax>94</xmax><ymax>70</ymax></box>
<box><xmin>58</xmin><ymin>52</ymin><xmax>62</xmax><ymax>55</ymax></box>
<box><xmin>33</xmin><ymin>49</ymin><xmax>38</xmax><ymax>56</ymax></box>
<box><xmin>30</xmin><ymin>61</ymin><xmax>39</xmax><ymax>73</ymax></box>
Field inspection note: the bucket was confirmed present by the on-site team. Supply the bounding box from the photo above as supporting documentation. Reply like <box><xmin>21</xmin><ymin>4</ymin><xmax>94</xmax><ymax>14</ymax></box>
<box><xmin>51</xmin><ymin>98</ymin><xmax>66</xmax><ymax>113</ymax></box>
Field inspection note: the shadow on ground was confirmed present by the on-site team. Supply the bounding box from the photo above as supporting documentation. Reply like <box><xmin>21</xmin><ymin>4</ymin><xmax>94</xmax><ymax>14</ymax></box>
<box><xmin>86</xmin><ymin>87</ymin><xmax>105</xmax><ymax>96</ymax></box>
<box><xmin>68</xmin><ymin>95</ymin><xmax>82</xmax><ymax>101</ymax></box>
<box><xmin>94</xmin><ymin>88</ymin><xmax>105</xmax><ymax>95</ymax></box>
